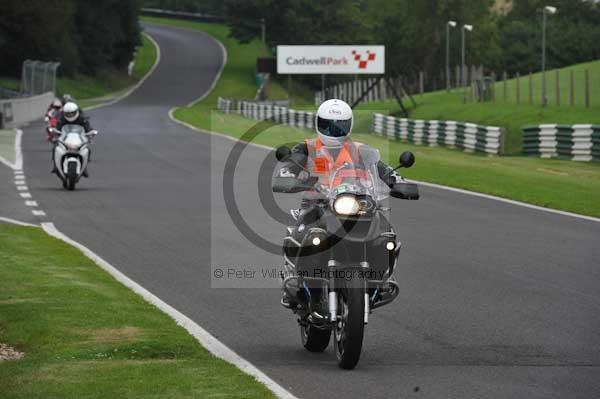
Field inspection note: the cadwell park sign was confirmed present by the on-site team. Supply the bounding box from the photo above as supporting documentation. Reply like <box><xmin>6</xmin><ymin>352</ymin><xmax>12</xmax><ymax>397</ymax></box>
<box><xmin>277</xmin><ymin>45</ymin><xmax>385</xmax><ymax>74</ymax></box>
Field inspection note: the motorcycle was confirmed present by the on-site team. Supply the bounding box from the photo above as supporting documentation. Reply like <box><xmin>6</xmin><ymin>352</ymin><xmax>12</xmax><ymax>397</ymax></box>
<box><xmin>273</xmin><ymin>146</ymin><xmax>419</xmax><ymax>369</ymax></box>
<box><xmin>49</xmin><ymin>125</ymin><xmax>98</xmax><ymax>191</ymax></box>
<box><xmin>44</xmin><ymin>109</ymin><xmax>59</xmax><ymax>142</ymax></box>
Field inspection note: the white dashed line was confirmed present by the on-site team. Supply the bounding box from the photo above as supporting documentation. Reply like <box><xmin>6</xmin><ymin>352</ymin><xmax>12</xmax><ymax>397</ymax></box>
<box><xmin>32</xmin><ymin>210</ymin><xmax>46</xmax><ymax>217</ymax></box>
<box><xmin>19</xmin><ymin>192</ymin><xmax>32</xmax><ymax>199</ymax></box>
<box><xmin>16</xmin><ymin>185</ymin><xmax>28</xmax><ymax>191</ymax></box>
<box><xmin>25</xmin><ymin>200</ymin><xmax>38</xmax><ymax>207</ymax></box>
<box><xmin>14</xmin><ymin>179</ymin><xmax>25</xmax><ymax>184</ymax></box>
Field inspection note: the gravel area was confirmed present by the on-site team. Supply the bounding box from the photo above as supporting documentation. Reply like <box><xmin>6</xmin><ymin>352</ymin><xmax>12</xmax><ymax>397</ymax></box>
<box><xmin>0</xmin><ymin>343</ymin><xmax>24</xmax><ymax>361</ymax></box>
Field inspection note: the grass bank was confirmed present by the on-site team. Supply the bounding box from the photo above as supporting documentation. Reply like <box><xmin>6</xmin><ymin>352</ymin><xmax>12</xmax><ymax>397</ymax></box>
<box><xmin>144</xmin><ymin>17</ymin><xmax>600</xmax><ymax>217</ymax></box>
<box><xmin>0</xmin><ymin>224</ymin><xmax>274</xmax><ymax>398</ymax></box>
<box><xmin>356</xmin><ymin>60</ymin><xmax>600</xmax><ymax>154</ymax></box>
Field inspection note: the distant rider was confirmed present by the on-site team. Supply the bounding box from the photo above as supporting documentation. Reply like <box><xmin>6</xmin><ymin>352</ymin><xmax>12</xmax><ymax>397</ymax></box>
<box><xmin>52</xmin><ymin>102</ymin><xmax>94</xmax><ymax>177</ymax></box>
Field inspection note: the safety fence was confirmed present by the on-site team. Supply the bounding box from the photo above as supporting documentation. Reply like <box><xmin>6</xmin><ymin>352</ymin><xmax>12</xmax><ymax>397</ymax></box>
<box><xmin>371</xmin><ymin>113</ymin><xmax>505</xmax><ymax>155</ymax></box>
<box><xmin>20</xmin><ymin>60</ymin><xmax>60</xmax><ymax>96</ymax></box>
<box><xmin>217</xmin><ymin>97</ymin><xmax>315</xmax><ymax>129</ymax></box>
<box><xmin>523</xmin><ymin>124</ymin><xmax>600</xmax><ymax>162</ymax></box>
<box><xmin>314</xmin><ymin>66</ymin><xmax>486</xmax><ymax>106</ymax></box>
<box><xmin>314</xmin><ymin>78</ymin><xmax>390</xmax><ymax>106</ymax></box>
<box><xmin>0</xmin><ymin>92</ymin><xmax>54</xmax><ymax>129</ymax></box>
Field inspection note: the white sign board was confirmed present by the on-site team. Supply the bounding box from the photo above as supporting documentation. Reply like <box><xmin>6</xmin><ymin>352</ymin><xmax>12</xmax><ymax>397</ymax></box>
<box><xmin>277</xmin><ymin>45</ymin><xmax>385</xmax><ymax>74</ymax></box>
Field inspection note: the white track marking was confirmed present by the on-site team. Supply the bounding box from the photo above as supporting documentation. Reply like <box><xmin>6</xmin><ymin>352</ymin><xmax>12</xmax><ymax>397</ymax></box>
<box><xmin>32</xmin><ymin>210</ymin><xmax>46</xmax><ymax>217</ymax></box>
<box><xmin>0</xmin><ymin>216</ymin><xmax>38</xmax><ymax>227</ymax></box>
<box><xmin>16</xmin><ymin>185</ymin><xmax>28</xmax><ymax>191</ymax></box>
<box><xmin>14</xmin><ymin>129</ymin><xmax>23</xmax><ymax>170</ymax></box>
<box><xmin>14</xmin><ymin>180</ymin><xmax>25</xmax><ymax>185</ymax></box>
<box><xmin>41</xmin><ymin>222</ymin><xmax>298</xmax><ymax>399</ymax></box>
<box><xmin>84</xmin><ymin>33</ymin><xmax>161</xmax><ymax>112</ymax></box>
<box><xmin>25</xmin><ymin>201</ymin><xmax>38</xmax><ymax>207</ymax></box>
<box><xmin>19</xmin><ymin>193</ymin><xmax>32</xmax><ymax>199</ymax></box>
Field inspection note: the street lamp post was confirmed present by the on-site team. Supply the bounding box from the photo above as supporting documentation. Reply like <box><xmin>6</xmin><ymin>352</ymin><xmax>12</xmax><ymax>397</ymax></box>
<box><xmin>446</xmin><ymin>21</ymin><xmax>457</xmax><ymax>92</ymax></box>
<box><xmin>541</xmin><ymin>6</ymin><xmax>557</xmax><ymax>107</ymax></box>
<box><xmin>461</xmin><ymin>24</ymin><xmax>473</xmax><ymax>103</ymax></box>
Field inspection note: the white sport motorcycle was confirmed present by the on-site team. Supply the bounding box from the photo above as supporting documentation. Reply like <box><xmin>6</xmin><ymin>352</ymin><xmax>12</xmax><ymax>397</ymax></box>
<box><xmin>49</xmin><ymin>125</ymin><xmax>98</xmax><ymax>191</ymax></box>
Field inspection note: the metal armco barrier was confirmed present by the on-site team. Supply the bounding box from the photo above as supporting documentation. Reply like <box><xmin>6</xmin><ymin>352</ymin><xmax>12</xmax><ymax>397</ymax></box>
<box><xmin>217</xmin><ymin>97</ymin><xmax>315</xmax><ymax>130</ymax></box>
<box><xmin>523</xmin><ymin>124</ymin><xmax>600</xmax><ymax>162</ymax></box>
<box><xmin>371</xmin><ymin>113</ymin><xmax>505</xmax><ymax>155</ymax></box>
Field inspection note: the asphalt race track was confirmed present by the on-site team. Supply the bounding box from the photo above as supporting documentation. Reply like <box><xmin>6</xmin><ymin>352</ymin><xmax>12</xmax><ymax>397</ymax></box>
<box><xmin>18</xmin><ymin>23</ymin><xmax>600</xmax><ymax>398</ymax></box>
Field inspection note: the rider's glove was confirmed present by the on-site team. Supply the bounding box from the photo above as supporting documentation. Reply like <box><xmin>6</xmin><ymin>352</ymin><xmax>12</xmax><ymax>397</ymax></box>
<box><xmin>278</xmin><ymin>167</ymin><xmax>296</xmax><ymax>178</ymax></box>
<box><xmin>384</xmin><ymin>170</ymin><xmax>403</xmax><ymax>187</ymax></box>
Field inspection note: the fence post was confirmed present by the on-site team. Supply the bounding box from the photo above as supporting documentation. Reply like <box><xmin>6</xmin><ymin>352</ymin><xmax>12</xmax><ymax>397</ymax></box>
<box><xmin>584</xmin><ymin>69</ymin><xmax>590</xmax><ymax>109</ymax></box>
<box><xmin>569</xmin><ymin>70</ymin><xmax>574</xmax><ymax>106</ymax></box>
<box><xmin>455</xmin><ymin>66</ymin><xmax>460</xmax><ymax>91</ymax></box>
<box><xmin>555</xmin><ymin>69</ymin><xmax>560</xmax><ymax>106</ymax></box>
<box><xmin>419</xmin><ymin>71</ymin><xmax>424</xmax><ymax>98</ymax></box>
<box><xmin>502</xmin><ymin>71</ymin><xmax>507</xmax><ymax>103</ymax></box>
<box><xmin>491</xmin><ymin>72</ymin><xmax>496</xmax><ymax>103</ymax></box>
<box><xmin>516</xmin><ymin>72</ymin><xmax>520</xmax><ymax>104</ymax></box>
<box><xmin>528</xmin><ymin>72</ymin><xmax>533</xmax><ymax>105</ymax></box>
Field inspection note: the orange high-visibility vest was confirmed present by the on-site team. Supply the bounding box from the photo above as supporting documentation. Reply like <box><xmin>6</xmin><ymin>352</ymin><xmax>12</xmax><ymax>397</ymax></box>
<box><xmin>305</xmin><ymin>138</ymin><xmax>368</xmax><ymax>187</ymax></box>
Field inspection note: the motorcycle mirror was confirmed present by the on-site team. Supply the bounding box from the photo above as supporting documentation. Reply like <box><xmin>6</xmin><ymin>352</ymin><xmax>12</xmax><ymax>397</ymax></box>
<box><xmin>399</xmin><ymin>151</ymin><xmax>415</xmax><ymax>168</ymax></box>
<box><xmin>275</xmin><ymin>146</ymin><xmax>292</xmax><ymax>162</ymax></box>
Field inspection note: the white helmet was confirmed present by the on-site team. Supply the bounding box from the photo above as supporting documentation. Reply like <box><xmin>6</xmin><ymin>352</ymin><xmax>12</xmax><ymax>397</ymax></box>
<box><xmin>51</xmin><ymin>98</ymin><xmax>63</xmax><ymax>109</ymax></box>
<box><xmin>315</xmin><ymin>99</ymin><xmax>353</xmax><ymax>147</ymax></box>
<box><xmin>63</xmin><ymin>102</ymin><xmax>79</xmax><ymax>122</ymax></box>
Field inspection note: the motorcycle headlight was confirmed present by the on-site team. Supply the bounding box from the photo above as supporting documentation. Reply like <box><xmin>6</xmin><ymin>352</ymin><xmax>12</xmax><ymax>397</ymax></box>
<box><xmin>333</xmin><ymin>195</ymin><xmax>360</xmax><ymax>216</ymax></box>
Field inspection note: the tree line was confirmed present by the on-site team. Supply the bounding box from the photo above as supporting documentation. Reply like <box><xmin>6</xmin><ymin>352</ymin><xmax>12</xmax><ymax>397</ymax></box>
<box><xmin>0</xmin><ymin>0</ymin><xmax>141</xmax><ymax>77</ymax></box>
<box><xmin>220</xmin><ymin>0</ymin><xmax>600</xmax><ymax>88</ymax></box>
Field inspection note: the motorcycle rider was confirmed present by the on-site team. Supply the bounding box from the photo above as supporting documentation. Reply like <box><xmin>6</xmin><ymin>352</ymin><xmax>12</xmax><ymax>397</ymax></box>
<box><xmin>45</xmin><ymin>98</ymin><xmax>63</xmax><ymax>141</ymax></box>
<box><xmin>277</xmin><ymin>99</ymin><xmax>402</xmax><ymax>219</ymax></box>
<box><xmin>52</xmin><ymin>102</ymin><xmax>94</xmax><ymax>177</ymax></box>
<box><xmin>276</xmin><ymin>99</ymin><xmax>403</xmax><ymax>308</ymax></box>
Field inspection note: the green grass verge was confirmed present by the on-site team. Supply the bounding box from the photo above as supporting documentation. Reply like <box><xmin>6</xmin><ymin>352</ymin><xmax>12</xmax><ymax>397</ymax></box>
<box><xmin>204</xmin><ymin>111</ymin><xmax>600</xmax><ymax>217</ymax></box>
<box><xmin>0</xmin><ymin>77</ymin><xmax>20</xmax><ymax>92</ymax></box>
<box><xmin>58</xmin><ymin>34</ymin><xmax>157</xmax><ymax>102</ymax></box>
<box><xmin>0</xmin><ymin>224</ymin><xmax>275</xmax><ymax>398</ymax></box>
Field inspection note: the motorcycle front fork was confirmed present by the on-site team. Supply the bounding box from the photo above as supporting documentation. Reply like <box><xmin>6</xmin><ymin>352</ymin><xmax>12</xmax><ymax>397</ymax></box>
<box><xmin>326</xmin><ymin>259</ymin><xmax>370</xmax><ymax>325</ymax></box>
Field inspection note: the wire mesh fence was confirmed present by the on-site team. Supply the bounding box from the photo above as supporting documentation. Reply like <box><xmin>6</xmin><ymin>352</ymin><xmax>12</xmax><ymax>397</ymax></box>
<box><xmin>20</xmin><ymin>60</ymin><xmax>61</xmax><ymax>96</ymax></box>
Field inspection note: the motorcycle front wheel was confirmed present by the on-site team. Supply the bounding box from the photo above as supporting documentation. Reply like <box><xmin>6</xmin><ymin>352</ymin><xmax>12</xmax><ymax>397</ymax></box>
<box><xmin>334</xmin><ymin>278</ymin><xmax>365</xmax><ymax>369</ymax></box>
<box><xmin>66</xmin><ymin>163</ymin><xmax>77</xmax><ymax>191</ymax></box>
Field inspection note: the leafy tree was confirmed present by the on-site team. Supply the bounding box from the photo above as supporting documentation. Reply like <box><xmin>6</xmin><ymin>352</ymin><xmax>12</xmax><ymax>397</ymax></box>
<box><xmin>0</xmin><ymin>0</ymin><xmax>141</xmax><ymax>77</ymax></box>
